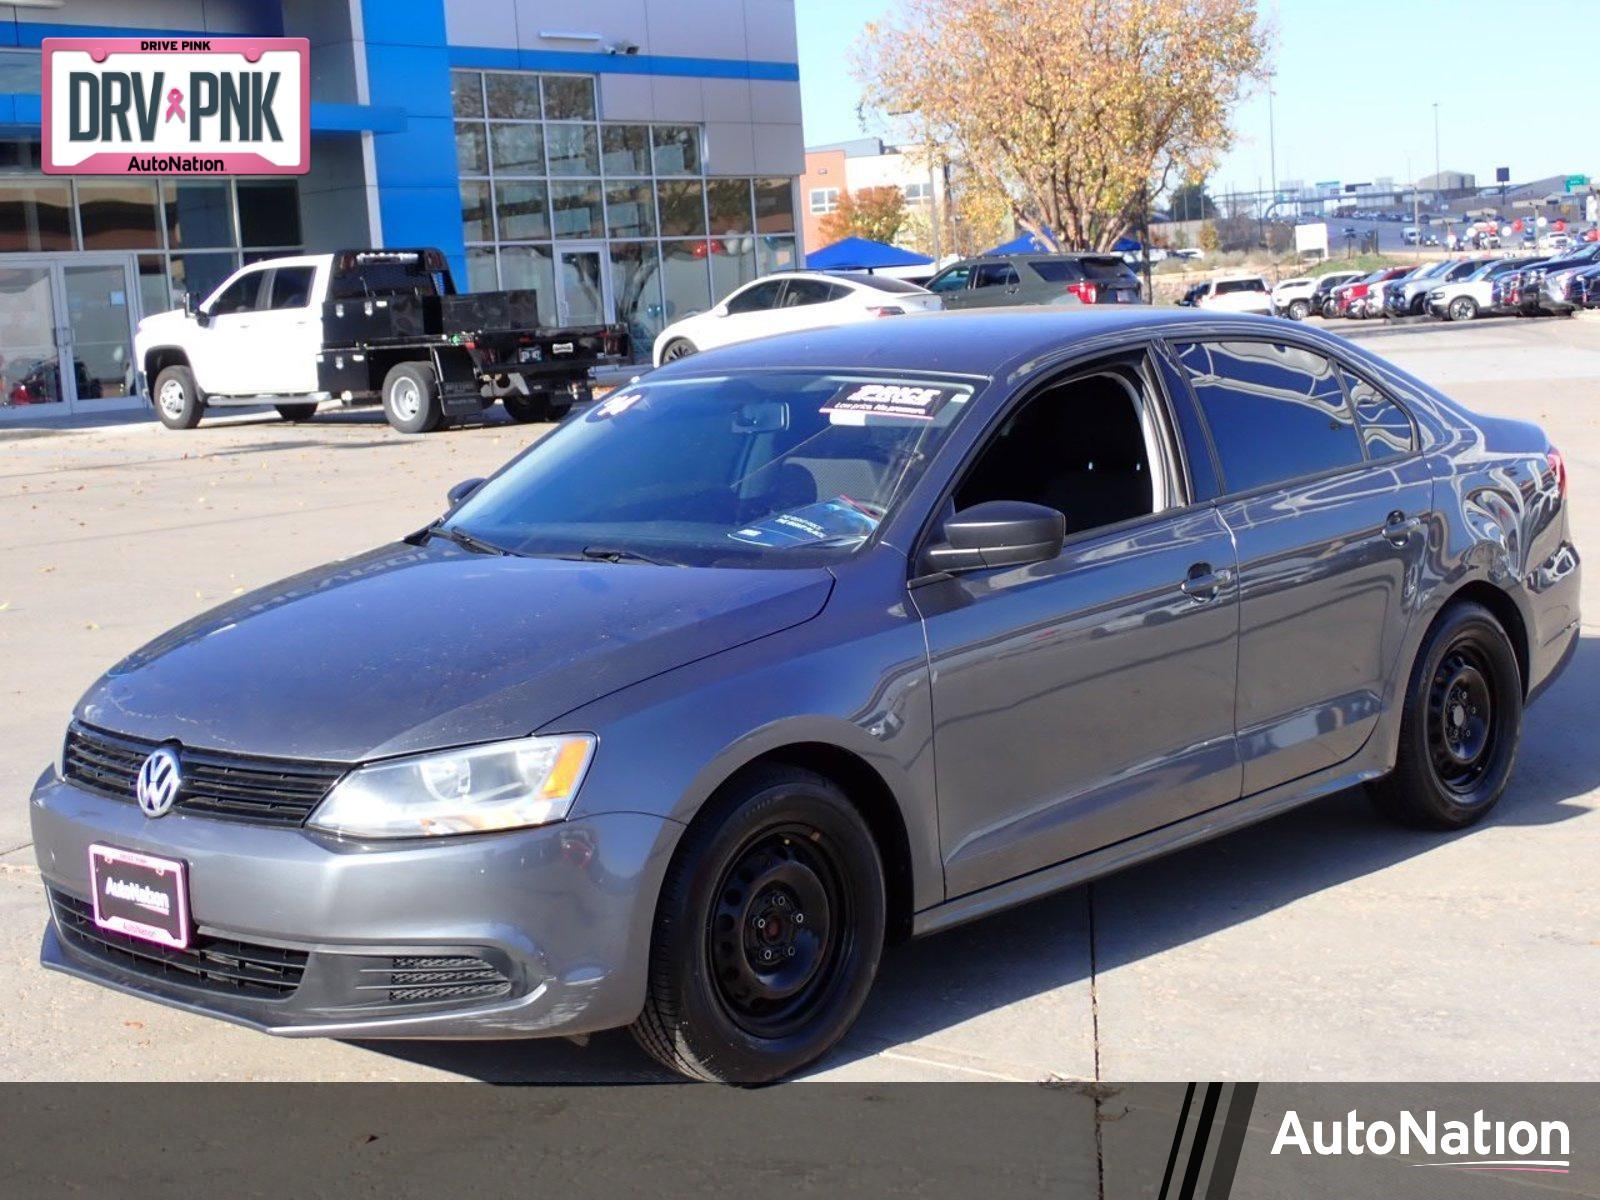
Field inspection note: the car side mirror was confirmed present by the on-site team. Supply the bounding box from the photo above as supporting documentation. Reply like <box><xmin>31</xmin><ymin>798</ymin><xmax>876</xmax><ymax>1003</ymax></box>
<box><xmin>924</xmin><ymin>500</ymin><xmax>1066</xmax><ymax>573</ymax></box>
<box><xmin>184</xmin><ymin>293</ymin><xmax>210</xmax><ymax>326</ymax></box>
<box><xmin>447</xmin><ymin>477</ymin><xmax>485</xmax><ymax>507</ymax></box>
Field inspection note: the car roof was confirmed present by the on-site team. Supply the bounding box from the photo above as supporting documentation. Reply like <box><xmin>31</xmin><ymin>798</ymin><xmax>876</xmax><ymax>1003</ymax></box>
<box><xmin>648</xmin><ymin>307</ymin><xmax>1351</xmax><ymax>381</ymax></box>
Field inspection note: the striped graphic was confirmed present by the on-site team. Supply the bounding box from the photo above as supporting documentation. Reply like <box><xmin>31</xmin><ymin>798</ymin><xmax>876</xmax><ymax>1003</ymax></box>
<box><xmin>1158</xmin><ymin>1082</ymin><xmax>1259</xmax><ymax>1200</ymax></box>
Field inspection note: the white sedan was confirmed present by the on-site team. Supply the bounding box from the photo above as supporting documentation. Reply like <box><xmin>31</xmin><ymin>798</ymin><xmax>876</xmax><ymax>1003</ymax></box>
<box><xmin>652</xmin><ymin>271</ymin><xmax>942</xmax><ymax>366</ymax></box>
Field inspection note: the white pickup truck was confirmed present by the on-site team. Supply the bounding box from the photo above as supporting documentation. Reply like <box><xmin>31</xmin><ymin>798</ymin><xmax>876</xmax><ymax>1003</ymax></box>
<box><xmin>134</xmin><ymin>248</ymin><xmax>627</xmax><ymax>432</ymax></box>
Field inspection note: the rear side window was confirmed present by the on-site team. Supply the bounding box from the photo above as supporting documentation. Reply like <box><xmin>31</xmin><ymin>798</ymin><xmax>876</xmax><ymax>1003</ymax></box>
<box><xmin>1343</xmin><ymin>371</ymin><xmax>1415</xmax><ymax>460</ymax></box>
<box><xmin>782</xmin><ymin>278</ymin><xmax>840</xmax><ymax>307</ymax></box>
<box><xmin>1174</xmin><ymin>341</ymin><xmax>1363</xmax><ymax>494</ymax></box>
<box><xmin>268</xmin><ymin>266</ymin><xmax>314</xmax><ymax>309</ymax></box>
<box><xmin>1027</xmin><ymin>260</ymin><xmax>1085</xmax><ymax>283</ymax></box>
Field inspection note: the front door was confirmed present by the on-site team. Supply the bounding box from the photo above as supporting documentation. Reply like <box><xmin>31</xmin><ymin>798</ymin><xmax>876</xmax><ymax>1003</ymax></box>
<box><xmin>0</xmin><ymin>254</ymin><xmax>142</xmax><ymax>420</ymax></box>
<box><xmin>914</xmin><ymin>358</ymin><xmax>1243</xmax><ymax>898</ymax></box>
<box><xmin>553</xmin><ymin>244</ymin><xmax>612</xmax><ymax>327</ymax></box>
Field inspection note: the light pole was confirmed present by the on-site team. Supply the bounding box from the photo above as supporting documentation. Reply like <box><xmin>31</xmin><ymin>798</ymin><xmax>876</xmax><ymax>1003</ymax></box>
<box><xmin>1267</xmin><ymin>80</ymin><xmax>1277</xmax><ymax>206</ymax></box>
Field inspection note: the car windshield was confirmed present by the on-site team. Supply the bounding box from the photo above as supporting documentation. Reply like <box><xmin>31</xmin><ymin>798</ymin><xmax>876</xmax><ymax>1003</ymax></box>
<box><xmin>444</xmin><ymin>372</ymin><xmax>978</xmax><ymax>567</ymax></box>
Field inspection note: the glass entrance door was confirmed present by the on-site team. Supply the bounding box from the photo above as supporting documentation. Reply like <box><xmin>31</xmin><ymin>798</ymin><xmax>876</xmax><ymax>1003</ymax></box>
<box><xmin>553</xmin><ymin>244</ymin><xmax>613</xmax><ymax>327</ymax></box>
<box><xmin>0</xmin><ymin>254</ymin><xmax>141</xmax><ymax>419</ymax></box>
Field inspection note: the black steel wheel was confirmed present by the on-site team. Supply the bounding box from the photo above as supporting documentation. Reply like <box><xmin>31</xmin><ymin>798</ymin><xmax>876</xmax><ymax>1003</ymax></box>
<box><xmin>1370</xmin><ymin>600</ymin><xmax>1522</xmax><ymax>829</ymax></box>
<box><xmin>631</xmin><ymin>765</ymin><xmax>885</xmax><ymax>1082</ymax></box>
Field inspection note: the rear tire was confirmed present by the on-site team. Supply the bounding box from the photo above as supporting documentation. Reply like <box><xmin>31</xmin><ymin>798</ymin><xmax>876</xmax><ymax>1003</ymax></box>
<box><xmin>1369</xmin><ymin>601</ymin><xmax>1522</xmax><ymax>830</ymax></box>
<box><xmin>275</xmin><ymin>402</ymin><xmax>318</xmax><ymax>423</ymax></box>
<box><xmin>152</xmin><ymin>365</ymin><xmax>203</xmax><ymax>430</ymax></box>
<box><xmin>631</xmin><ymin>765</ymin><xmax>886</xmax><ymax>1083</ymax></box>
<box><xmin>502</xmin><ymin>390</ymin><xmax>556</xmax><ymax>423</ymax></box>
<box><xmin>1287</xmin><ymin>299</ymin><xmax>1310</xmax><ymax>321</ymax></box>
<box><xmin>381</xmin><ymin>362</ymin><xmax>443</xmax><ymax>434</ymax></box>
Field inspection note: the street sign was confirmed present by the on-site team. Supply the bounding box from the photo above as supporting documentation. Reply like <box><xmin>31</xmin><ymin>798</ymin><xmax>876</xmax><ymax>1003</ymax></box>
<box><xmin>1565</xmin><ymin>175</ymin><xmax>1590</xmax><ymax>193</ymax></box>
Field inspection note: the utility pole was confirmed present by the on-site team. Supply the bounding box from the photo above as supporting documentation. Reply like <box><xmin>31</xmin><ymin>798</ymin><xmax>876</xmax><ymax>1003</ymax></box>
<box><xmin>1432</xmin><ymin>101</ymin><xmax>1441</xmax><ymax>195</ymax></box>
<box><xmin>1267</xmin><ymin>80</ymin><xmax>1278</xmax><ymax>205</ymax></box>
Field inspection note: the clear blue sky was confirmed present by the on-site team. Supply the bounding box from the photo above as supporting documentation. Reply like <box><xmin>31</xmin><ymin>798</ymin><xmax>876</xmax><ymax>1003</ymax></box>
<box><xmin>797</xmin><ymin>0</ymin><xmax>1595</xmax><ymax>193</ymax></box>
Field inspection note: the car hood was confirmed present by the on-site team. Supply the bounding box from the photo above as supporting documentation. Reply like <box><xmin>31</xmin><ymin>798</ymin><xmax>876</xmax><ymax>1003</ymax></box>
<box><xmin>77</xmin><ymin>541</ymin><xmax>834</xmax><ymax>762</ymax></box>
<box><xmin>134</xmin><ymin>307</ymin><xmax>192</xmax><ymax>347</ymax></box>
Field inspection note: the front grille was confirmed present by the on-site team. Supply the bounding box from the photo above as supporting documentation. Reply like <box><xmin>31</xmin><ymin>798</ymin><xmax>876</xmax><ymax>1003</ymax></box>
<box><xmin>63</xmin><ymin>723</ymin><xmax>345</xmax><ymax>827</ymax></box>
<box><xmin>50</xmin><ymin>889</ymin><xmax>308</xmax><ymax>998</ymax></box>
<box><xmin>369</xmin><ymin>955</ymin><xmax>513</xmax><ymax>1005</ymax></box>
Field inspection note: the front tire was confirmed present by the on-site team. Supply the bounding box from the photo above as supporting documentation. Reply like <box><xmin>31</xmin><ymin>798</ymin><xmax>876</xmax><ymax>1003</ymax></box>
<box><xmin>381</xmin><ymin>362</ymin><xmax>443</xmax><ymax>434</ymax></box>
<box><xmin>275</xmin><ymin>402</ymin><xmax>318</xmax><ymax>422</ymax></box>
<box><xmin>1370</xmin><ymin>601</ymin><xmax>1522</xmax><ymax>829</ymax></box>
<box><xmin>659</xmin><ymin>338</ymin><xmax>696</xmax><ymax>364</ymax></box>
<box><xmin>1287</xmin><ymin>299</ymin><xmax>1310</xmax><ymax>321</ymax></box>
<box><xmin>1447</xmin><ymin>296</ymin><xmax>1478</xmax><ymax>322</ymax></box>
<box><xmin>152</xmin><ymin>365</ymin><xmax>203</xmax><ymax>430</ymax></box>
<box><xmin>631</xmin><ymin>765</ymin><xmax>886</xmax><ymax>1083</ymax></box>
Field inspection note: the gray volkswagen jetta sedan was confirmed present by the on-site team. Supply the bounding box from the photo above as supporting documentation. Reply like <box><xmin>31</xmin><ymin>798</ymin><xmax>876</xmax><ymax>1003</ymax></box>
<box><xmin>31</xmin><ymin>309</ymin><xmax>1580</xmax><ymax>1082</ymax></box>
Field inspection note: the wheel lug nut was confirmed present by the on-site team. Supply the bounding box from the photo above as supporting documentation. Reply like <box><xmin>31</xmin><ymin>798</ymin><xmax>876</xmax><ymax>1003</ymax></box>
<box><xmin>785</xmin><ymin>946</ymin><xmax>796</xmax><ymax>957</ymax></box>
<box><xmin>774</xmin><ymin>895</ymin><xmax>787</xmax><ymax>908</ymax></box>
<box><xmin>794</xmin><ymin>913</ymin><xmax>804</xmax><ymax>924</ymax></box>
<box><xmin>762</xmin><ymin>948</ymin><xmax>774</xmax><ymax>961</ymax></box>
<box><xmin>754</xmin><ymin>917</ymin><xmax>766</xmax><ymax>930</ymax></box>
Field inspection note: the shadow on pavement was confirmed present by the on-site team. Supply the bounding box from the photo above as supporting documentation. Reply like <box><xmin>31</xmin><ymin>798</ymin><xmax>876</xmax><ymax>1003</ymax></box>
<box><xmin>357</xmin><ymin>635</ymin><xmax>1600</xmax><ymax>1084</ymax></box>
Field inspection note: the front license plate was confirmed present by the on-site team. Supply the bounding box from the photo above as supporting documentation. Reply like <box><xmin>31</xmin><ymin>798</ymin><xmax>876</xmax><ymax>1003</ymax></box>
<box><xmin>89</xmin><ymin>844</ymin><xmax>190</xmax><ymax>950</ymax></box>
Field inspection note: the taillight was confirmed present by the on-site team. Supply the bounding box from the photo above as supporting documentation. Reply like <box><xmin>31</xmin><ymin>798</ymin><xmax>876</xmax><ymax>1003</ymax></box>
<box><xmin>1067</xmin><ymin>281</ymin><xmax>1098</xmax><ymax>304</ymax></box>
<box><xmin>1547</xmin><ymin>448</ymin><xmax>1567</xmax><ymax>499</ymax></box>
<box><xmin>866</xmin><ymin>305</ymin><xmax>905</xmax><ymax>318</ymax></box>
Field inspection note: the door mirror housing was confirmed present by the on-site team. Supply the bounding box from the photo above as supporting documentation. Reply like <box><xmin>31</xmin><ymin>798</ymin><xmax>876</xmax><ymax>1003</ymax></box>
<box><xmin>184</xmin><ymin>292</ymin><xmax>210</xmax><ymax>326</ymax></box>
<box><xmin>447</xmin><ymin>477</ymin><xmax>485</xmax><ymax>507</ymax></box>
<box><xmin>924</xmin><ymin>501</ymin><xmax>1066</xmax><ymax>573</ymax></box>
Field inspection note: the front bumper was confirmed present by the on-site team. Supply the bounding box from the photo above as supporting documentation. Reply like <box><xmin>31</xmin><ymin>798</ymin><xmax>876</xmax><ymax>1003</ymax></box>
<box><xmin>30</xmin><ymin>772</ymin><xmax>678</xmax><ymax>1039</ymax></box>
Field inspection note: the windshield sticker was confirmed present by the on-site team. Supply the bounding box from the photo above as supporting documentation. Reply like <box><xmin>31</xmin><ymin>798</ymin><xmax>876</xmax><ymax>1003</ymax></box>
<box><xmin>729</xmin><ymin>499</ymin><xmax>880</xmax><ymax>549</ymax></box>
<box><xmin>821</xmin><ymin>383</ymin><xmax>959</xmax><ymax>424</ymax></box>
<box><xmin>589</xmin><ymin>391</ymin><xmax>643</xmax><ymax>420</ymax></box>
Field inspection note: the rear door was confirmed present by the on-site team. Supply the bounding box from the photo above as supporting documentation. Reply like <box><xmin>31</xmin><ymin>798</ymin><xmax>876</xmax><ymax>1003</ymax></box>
<box><xmin>768</xmin><ymin>276</ymin><xmax>850</xmax><ymax>333</ymax></box>
<box><xmin>1167</xmin><ymin>338</ymin><xmax>1432</xmax><ymax>795</ymax></box>
<box><xmin>968</xmin><ymin>261</ymin><xmax>1024</xmax><ymax>307</ymax></box>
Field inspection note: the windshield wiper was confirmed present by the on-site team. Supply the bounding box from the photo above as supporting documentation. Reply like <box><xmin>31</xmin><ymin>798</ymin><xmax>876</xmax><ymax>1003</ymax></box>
<box><xmin>427</xmin><ymin>525</ymin><xmax>512</xmax><ymax>556</ymax></box>
<box><xmin>578</xmin><ymin>545</ymin><xmax>677</xmax><ymax>566</ymax></box>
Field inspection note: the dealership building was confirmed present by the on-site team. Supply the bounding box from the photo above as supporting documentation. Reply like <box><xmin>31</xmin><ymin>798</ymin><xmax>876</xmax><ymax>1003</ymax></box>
<box><xmin>0</xmin><ymin>0</ymin><xmax>804</xmax><ymax>421</ymax></box>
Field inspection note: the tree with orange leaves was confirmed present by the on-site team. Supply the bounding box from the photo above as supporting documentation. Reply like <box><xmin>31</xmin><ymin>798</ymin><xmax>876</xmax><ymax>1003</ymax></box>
<box><xmin>853</xmin><ymin>0</ymin><xmax>1270</xmax><ymax>252</ymax></box>
<box><xmin>817</xmin><ymin>185</ymin><xmax>910</xmax><ymax>247</ymax></box>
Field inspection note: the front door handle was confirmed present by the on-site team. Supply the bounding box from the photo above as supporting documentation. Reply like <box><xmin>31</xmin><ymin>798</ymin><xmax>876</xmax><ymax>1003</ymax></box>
<box><xmin>1179</xmin><ymin>562</ymin><xmax>1232</xmax><ymax>602</ymax></box>
<box><xmin>1383</xmin><ymin>510</ymin><xmax>1423</xmax><ymax>546</ymax></box>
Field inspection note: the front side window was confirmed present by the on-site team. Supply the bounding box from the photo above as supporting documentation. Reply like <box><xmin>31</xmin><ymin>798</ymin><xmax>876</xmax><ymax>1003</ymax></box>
<box><xmin>725</xmin><ymin>279</ymin><xmax>784</xmax><ymax>314</ymax></box>
<box><xmin>1174</xmin><ymin>341</ymin><xmax>1362</xmax><ymax>494</ymax></box>
<box><xmin>1214</xmin><ymin>278</ymin><xmax>1265</xmax><ymax>295</ymax></box>
<box><xmin>972</xmin><ymin>263</ymin><xmax>1020</xmax><ymax>289</ymax></box>
<box><xmin>955</xmin><ymin>366</ymin><xmax>1164</xmax><ymax>539</ymax></box>
<box><xmin>207</xmin><ymin>269</ymin><xmax>265</xmax><ymax>314</ymax></box>
<box><xmin>927</xmin><ymin>265</ymin><xmax>972</xmax><ymax>293</ymax></box>
<box><xmin>445</xmin><ymin>372</ymin><xmax>978</xmax><ymax>566</ymax></box>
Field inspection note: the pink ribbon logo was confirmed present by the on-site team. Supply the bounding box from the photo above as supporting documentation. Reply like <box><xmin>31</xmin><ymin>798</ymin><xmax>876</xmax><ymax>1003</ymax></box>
<box><xmin>164</xmin><ymin>88</ymin><xmax>185</xmax><ymax>123</ymax></box>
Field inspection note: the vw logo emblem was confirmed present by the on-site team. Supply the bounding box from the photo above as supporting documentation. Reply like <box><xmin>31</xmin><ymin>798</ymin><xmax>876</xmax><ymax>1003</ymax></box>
<box><xmin>135</xmin><ymin>746</ymin><xmax>183</xmax><ymax>818</ymax></box>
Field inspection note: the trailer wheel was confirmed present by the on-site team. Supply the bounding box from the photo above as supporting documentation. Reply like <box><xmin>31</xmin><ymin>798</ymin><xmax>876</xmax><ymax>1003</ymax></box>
<box><xmin>502</xmin><ymin>390</ymin><xmax>554</xmax><ymax>423</ymax></box>
<box><xmin>381</xmin><ymin>362</ymin><xmax>443</xmax><ymax>434</ymax></box>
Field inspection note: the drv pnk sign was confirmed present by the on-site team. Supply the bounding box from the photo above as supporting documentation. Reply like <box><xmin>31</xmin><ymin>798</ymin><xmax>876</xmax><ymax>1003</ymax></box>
<box><xmin>42</xmin><ymin>38</ymin><xmax>309</xmax><ymax>175</ymax></box>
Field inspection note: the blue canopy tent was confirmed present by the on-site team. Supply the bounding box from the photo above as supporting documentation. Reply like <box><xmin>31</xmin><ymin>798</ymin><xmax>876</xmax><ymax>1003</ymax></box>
<box><xmin>805</xmin><ymin>237</ymin><xmax>933</xmax><ymax>272</ymax></box>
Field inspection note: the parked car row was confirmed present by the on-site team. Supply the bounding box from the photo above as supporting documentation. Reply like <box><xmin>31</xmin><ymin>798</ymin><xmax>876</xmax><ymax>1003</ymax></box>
<box><xmin>651</xmin><ymin>253</ymin><xmax>1147</xmax><ymax>365</ymax></box>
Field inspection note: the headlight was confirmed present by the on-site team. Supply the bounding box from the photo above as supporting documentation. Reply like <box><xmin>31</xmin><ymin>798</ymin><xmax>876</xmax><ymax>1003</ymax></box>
<box><xmin>307</xmin><ymin>734</ymin><xmax>595</xmax><ymax>839</ymax></box>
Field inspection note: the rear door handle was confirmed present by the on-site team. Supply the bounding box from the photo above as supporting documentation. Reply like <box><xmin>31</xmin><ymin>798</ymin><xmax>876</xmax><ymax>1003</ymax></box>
<box><xmin>1179</xmin><ymin>562</ymin><xmax>1232</xmax><ymax>602</ymax></box>
<box><xmin>1383</xmin><ymin>510</ymin><xmax>1423</xmax><ymax>546</ymax></box>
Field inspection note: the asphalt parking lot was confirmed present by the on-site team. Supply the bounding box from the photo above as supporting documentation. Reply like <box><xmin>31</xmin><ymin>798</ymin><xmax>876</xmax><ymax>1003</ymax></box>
<box><xmin>2</xmin><ymin>315</ymin><xmax>1597</xmax><ymax>1083</ymax></box>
